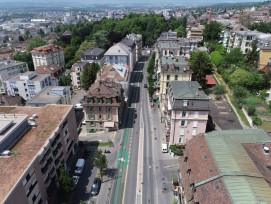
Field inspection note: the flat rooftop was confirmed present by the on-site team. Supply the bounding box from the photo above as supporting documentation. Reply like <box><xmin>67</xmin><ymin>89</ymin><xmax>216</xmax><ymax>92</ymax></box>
<box><xmin>0</xmin><ymin>105</ymin><xmax>73</xmax><ymax>203</ymax></box>
<box><xmin>7</xmin><ymin>71</ymin><xmax>50</xmax><ymax>82</ymax></box>
<box><xmin>0</xmin><ymin>60</ymin><xmax>26</xmax><ymax>71</ymax></box>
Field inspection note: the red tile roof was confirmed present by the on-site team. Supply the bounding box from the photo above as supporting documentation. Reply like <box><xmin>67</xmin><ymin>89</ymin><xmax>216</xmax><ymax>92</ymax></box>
<box><xmin>205</xmin><ymin>75</ymin><xmax>217</xmax><ymax>85</ymax></box>
<box><xmin>31</xmin><ymin>44</ymin><xmax>63</xmax><ymax>54</ymax></box>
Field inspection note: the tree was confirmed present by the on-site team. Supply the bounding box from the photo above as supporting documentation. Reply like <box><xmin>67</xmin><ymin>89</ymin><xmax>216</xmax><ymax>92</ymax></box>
<box><xmin>211</xmin><ymin>51</ymin><xmax>224</xmax><ymax>66</ymax></box>
<box><xmin>247</xmin><ymin>105</ymin><xmax>256</xmax><ymax>116</ymax></box>
<box><xmin>224</xmin><ymin>48</ymin><xmax>245</xmax><ymax>66</ymax></box>
<box><xmin>27</xmin><ymin>37</ymin><xmax>46</xmax><ymax>52</ymax></box>
<box><xmin>81</xmin><ymin>62</ymin><xmax>100</xmax><ymax>90</ymax></box>
<box><xmin>174</xmin><ymin>27</ymin><xmax>187</xmax><ymax>38</ymax></box>
<box><xmin>190</xmin><ymin>51</ymin><xmax>213</xmax><ymax>87</ymax></box>
<box><xmin>75</xmin><ymin>40</ymin><xmax>97</xmax><ymax>61</ymax></box>
<box><xmin>253</xmin><ymin>116</ymin><xmax>262</xmax><ymax>125</ymax></box>
<box><xmin>203</xmin><ymin>21</ymin><xmax>222</xmax><ymax>42</ymax></box>
<box><xmin>92</xmin><ymin>30</ymin><xmax>110</xmax><ymax>49</ymax></box>
<box><xmin>232</xmin><ymin>85</ymin><xmax>248</xmax><ymax>99</ymax></box>
<box><xmin>246</xmin><ymin>40</ymin><xmax>259</xmax><ymax>68</ymax></box>
<box><xmin>12</xmin><ymin>52</ymin><xmax>34</xmax><ymax>71</ymax></box>
<box><xmin>57</xmin><ymin>166</ymin><xmax>74</xmax><ymax>201</ymax></box>
<box><xmin>60</xmin><ymin>74</ymin><xmax>72</xmax><ymax>86</ymax></box>
<box><xmin>93</xmin><ymin>149</ymin><xmax>108</xmax><ymax>179</ymax></box>
<box><xmin>39</xmin><ymin>29</ymin><xmax>45</xmax><ymax>37</ymax></box>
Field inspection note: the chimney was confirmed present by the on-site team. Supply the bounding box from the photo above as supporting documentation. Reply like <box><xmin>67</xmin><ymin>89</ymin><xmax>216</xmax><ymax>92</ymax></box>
<box><xmin>97</xmin><ymin>88</ymin><xmax>100</xmax><ymax>92</ymax></box>
<box><xmin>263</xmin><ymin>144</ymin><xmax>270</xmax><ymax>154</ymax></box>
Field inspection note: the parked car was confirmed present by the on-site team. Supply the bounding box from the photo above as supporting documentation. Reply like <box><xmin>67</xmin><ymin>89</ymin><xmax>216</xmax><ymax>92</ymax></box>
<box><xmin>91</xmin><ymin>178</ymin><xmax>102</xmax><ymax>195</ymax></box>
<box><xmin>74</xmin><ymin>159</ymin><xmax>85</xmax><ymax>175</ymax></box>
<box><xmin>80</xmin><ymin>98</ymin><xmax>84</xmax><ymax>103</ymax></box>
<box><xmin>72</xmin><ymin>175</ymin><xmax>80</xmax><ymax>186</ymax></box>
<box><xmin>74</xmin><ymin>104</ymin><xmax>83</xmax><ymax>110</ymax></box>
<box><xmin>144</xmin><ymin>84</ymin><xmax>148</xmax><ymax>88</ymax></box>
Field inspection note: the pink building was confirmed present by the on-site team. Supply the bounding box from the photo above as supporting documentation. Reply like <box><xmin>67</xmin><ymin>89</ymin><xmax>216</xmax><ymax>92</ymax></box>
<box><xmin>83</xmin><ymin>80</ymin><xmax>123</xmax><ymax>132</ymax></box>
<box><xmin>165</xmin><ymin>81</ymin><xmax>210</xmax><ymax>145</ymax></box>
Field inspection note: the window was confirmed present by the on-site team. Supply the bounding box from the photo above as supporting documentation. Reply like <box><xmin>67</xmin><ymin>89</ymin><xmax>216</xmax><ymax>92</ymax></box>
<box><xmin>87</xmin><ymin>98</ymin><xmax>93</xmax><ymax>103</ymax></box>
<box><xmin>99</xmin><ymin>114</ymin><xmax>102</xmax><ymax>120</ymax></box>
<box><xmin>99</xmin><ymin>122</ymin><xmax>103</xmax><ymax>127</ymax></box>
<box><xmin>106</xmin><ymin>98</ymin><xmax>111</xmax><ymax>104</ymax></box>
<box><xmin>180</xmin><ymin>120</ymin><xmax>187</xmax><ymax>127</ymax></box>
<box><xmin>107</xmin><ymin>114</ymin><xmax>112</xmax><ymax>120</ymax></box>
<box><xmin>187</xmin><ymin>169</ymin><xmax>191</xmax><ymax>176</ymax></box>
<box><xmin>107</xmin><ymin>107</ymin><xmax>112</xmax><ymax>112</ymax></box>
<box><xmin>25</xmin><ymin>88</ymin><xmax>28</xmax><ymax>91</ymax></box>
<box><xmin>89</xmin><ymin>107</ymin><xmax>93</xmax><ymax>112</ymax></box>
<box><xmin>182</xmin><ymin>111</ymin><xmax>186</xmax><ymax>117</ymax></box>
<box><xmin>183</xmin><ymin>100</ymin><xmax>188</xmax><ymax>107</ymax></box>
<box><xmin>90</xmin><ymin>122</ymin><xmax>95</xmax><ymax>126</ymax></box>
<box><xmin>179</xmin><ymin>137</ymin><xmax>183</xmax><ymax>143</ymax></box>
<box><xmin>97</xmin><ymin>98</ymin><xmax>102</xmax><ymax>104</ymax></box>
<box><xmin>192</xmin><ymin>129</ymin><xmax>197</xmax><ymax>136</ymax></box>
<box><xmin>88</xmin><ymin>114</ymin><xmax>95</xmax><ymax>120</ymax></box>
<box><xmin>180</xmin><ymin>129</ymin><xmax>185</xmax><ymax>135</ymax></box>
<box><xmin>98</xmin><ymin>107</ymin><xmax>102</xmax><ymax>112</ymax></box>
<box><xmin>167</xmin><ymin>75</ymin><xmax>170</xmax><ymax>80</ymax></box>
<box><xmin>193</xmin><ymin>121</ymin><xmax>198</xmax><ymax>128</ymax></box>
<box><xmin>194</xmin><ymin>111</ymin><xmax>199</xmax><ymax>118</ymax></box>
<box><xmin>174</xmin><ymin>75</ymin><xmax>178</xmax><ymax>80</ymax></box>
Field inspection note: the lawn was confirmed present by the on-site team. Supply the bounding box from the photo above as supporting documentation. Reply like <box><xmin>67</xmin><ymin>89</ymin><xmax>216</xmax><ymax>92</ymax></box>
<box><xmin>259</xmin><ymin>121</ymin><xmax>271</xmax><ymax>132</ymax></box>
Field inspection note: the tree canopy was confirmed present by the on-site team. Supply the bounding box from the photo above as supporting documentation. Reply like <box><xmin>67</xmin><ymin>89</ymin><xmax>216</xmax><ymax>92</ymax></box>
<box><xmin>203</xmin><ymin>21</ymin><xmax>222</xmax><ymax>42</ymax></box>
<box><xmin>93</xmin><ymin>149</ymin><xmax>108</xmax><ymax>179</ymax></box>
<box><xmin>190</xmin><ymin>51</ymin><xmax>213</xmax><ymax>87</ymax></box>
<box><xmin>81</xmin><ymin>62</ymin><xmax>100</xmax><ymax>90</ymax></box>
<box><xmin>57</xmin><ymin>166</ymin><xmax>74</xmax><ymax>201</ymax></box>
<box><xmin>12</xmin><ymin>52</ymin><xmax>34</xmax><ymax>71</ymax></box>
<box><xmin>27</xmin><ymin>37</ymin><xmax>46</xmax><ymax>52</ymax></box>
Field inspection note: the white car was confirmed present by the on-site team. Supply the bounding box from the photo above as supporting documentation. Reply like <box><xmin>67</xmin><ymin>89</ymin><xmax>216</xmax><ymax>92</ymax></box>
<box><xmin>73</xmin><ymin>175</ymin><xmax>80</xmax><ymax>185</ymax></box>
<box><xmin>82</xmin><ymin>120</ymin><xmax>86</xmax><ymax>125</ymax></box>
<box><xmin>74</xmin><ymin>104</ymin><xmax>83</xmax><ymax>110</ymax></box>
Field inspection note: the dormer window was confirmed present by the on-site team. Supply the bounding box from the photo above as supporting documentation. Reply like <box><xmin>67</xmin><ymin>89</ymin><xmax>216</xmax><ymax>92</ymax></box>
<box><xmin>106</xmin><ymin>98</ymin><xmax>111</xmax><ymax>104</ymax></box>
<box><xmin>183</xmin><ymin>100</ymin><xmax>188</xmax><ymax>107</ymax></box>
<box><xmin>87</xmin><ymin>98</ymin><xmax>93</xmax><ymax>103</ymax></box>
<box><xmin>97</xmin><ymin>98</ymin><xmax>102</xmax><ymax>104</ymax></box>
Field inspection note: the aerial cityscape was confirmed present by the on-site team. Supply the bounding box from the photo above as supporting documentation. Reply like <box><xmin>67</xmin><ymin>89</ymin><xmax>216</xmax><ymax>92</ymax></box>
<box><xmin>1</xmin><ymin>0</ymin><xmax>271</xmax><ymax>204</ymax></box>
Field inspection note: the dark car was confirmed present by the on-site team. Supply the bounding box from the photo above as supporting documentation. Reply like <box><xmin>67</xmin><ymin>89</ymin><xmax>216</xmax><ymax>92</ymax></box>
<box><xmin>91</xmin><ymin>178</ymin><xmax>102</xmax><ymax>195</ymax></box>
<box><xmin>80</xmin><ymin>98</ymin><xmax>84</xmax><ymax>104</ymax></box>
<box><xmin>144</xmin><ymin>84</ymin><xmax>148</xmax><ymax>88</ymax></box>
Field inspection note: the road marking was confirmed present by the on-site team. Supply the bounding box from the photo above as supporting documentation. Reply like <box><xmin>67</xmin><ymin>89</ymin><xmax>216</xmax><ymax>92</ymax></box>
<box><xmin>163</xmin><ymin>164</ymin><xmax>179</xmax><ymax>168</ymax></box>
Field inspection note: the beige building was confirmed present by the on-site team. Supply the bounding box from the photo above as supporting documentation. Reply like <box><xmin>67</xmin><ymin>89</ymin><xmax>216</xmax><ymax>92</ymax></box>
<box><xmin>83</xmin><ymin>80</ymin><xmax>123</xmax><ymax>132</ymax></box>
<box><xmin>187</xmin><ymin>25</ymin><xmax>204</xmax><ymax>41</ymax></box>
<box><xmin>0</xmin><ymin>105</ymin><xmax>78</xmax><ymax>204</ymax></box>
<box><xmin>31</xmin><ymin>45</ymin><xmax>65</xmax><ymax>70</ymax></box>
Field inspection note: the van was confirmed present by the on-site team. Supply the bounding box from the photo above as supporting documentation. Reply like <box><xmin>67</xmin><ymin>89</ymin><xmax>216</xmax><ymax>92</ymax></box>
<box><xmin>74</xmin><ymin>159</ymin><xmax>85</xmax><ymax>175</ymax></box>
<box><xmin>162</xmin><ymin>143</ymin><xmax>168</xmax><ymax>153</ymax></box>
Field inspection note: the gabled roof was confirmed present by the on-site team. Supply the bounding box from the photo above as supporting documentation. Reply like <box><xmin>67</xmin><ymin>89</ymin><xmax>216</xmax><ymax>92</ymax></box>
<box><xmin>104</xmin><ymin>43</ymin><xmax>131</xmax><ymax>56</ymax></box>
<box><xmin>205</xmin><ymin>75</ymin><xmax>217</xmax><ymax>85</ymax></box>
<box><xmin>120</xmin><ymin>38</ymin><xmax>135</xmax><ymax>48</ymax></box>
<box><xmin>83</xmin><ymin>47</ymin><xmax>105</xmax><ymax>56</ymax></box>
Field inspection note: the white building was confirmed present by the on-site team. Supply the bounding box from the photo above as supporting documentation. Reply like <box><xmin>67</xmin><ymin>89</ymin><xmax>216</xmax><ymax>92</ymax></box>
<box><xmin>31</xmin><ymin>44</ymin><xmax>65</xmax><ymax>69</ymax></box>
<box><xmin>5</xmin><ymin>71</ymin><xmax>51</xmax><ymax>100</ymax></box>
<box><xmin>0</xmin><ymin>60</ymin><xmax>28</xmax><ymax>93</ymax></box>
<box><xmin>71</xmin><ymin>61</ymin><xmax>89</xmax><ymax>89</ymax></box>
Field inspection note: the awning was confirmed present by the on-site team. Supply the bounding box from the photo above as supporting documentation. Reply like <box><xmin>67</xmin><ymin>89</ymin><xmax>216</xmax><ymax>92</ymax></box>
<box><xmin>104</xmin><ymin>122</ymin><xmax>115</xmax><ymax>128</ymax></box>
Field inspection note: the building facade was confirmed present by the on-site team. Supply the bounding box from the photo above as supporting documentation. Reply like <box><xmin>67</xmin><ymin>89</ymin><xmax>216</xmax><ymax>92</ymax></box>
<box><xmin>35</xmin><ymin>64</ymin><xmax>65</xmax><ymax>86</ymax></box>
<box><xmin>83</xmin><ymin>80</ymin><xmax>123</xmax><ymax>132</ymax></box>
<box><xmin>186</xmin><ymin>25</ymin><xmax>204</xmax><ymax>41</ymax></box>
<box><xmin>258</xmin><ymin>36</ymin><xmax>271</xmax><ymax>70</ymax></box>
<box><xmin>0</xmin><ymin>60</ymin><xmax>28</xmax><ymax>93</ymax></box>
<box><xmin>165</xmin><ymin>81</ymin><xmax>210</xmax><ymax>145</ymax></box>
<box><xmin>0</xmin><ymin>105</ymin><xmax>78</xmax><ymax>204</ymax></box>
<box><xmin>31</xmin><ymin>45</ymin><xmax>65</xmax><ymax>69</ymax></box>
<box><xmin>71</xmin><ymin>61</ymin><xmax>89</xmax><ymax>89</ymax></box>
<box><xmin>5</xmin><ymin>71</ymin><xmax>52</xmax><ymax>100</ymax></box>
<box><xmin>126</xmin><ymin>33</ymin><xmax>142</xmax><ymax>62</ymax></box>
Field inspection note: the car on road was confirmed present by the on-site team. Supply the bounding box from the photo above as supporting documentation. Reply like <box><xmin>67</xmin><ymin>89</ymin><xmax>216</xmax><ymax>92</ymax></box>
<box><xmin>144</xmin><ymin>84</ymin><xmax>148</xmax><ymax>88</ymax></box>
<box><xmin>80</xmin><ymin>98</ymin><xmax>84</xmax><ymax>103</ymax></box>
<box><xmin>74</xmin><ymin>104</ymin><xmax>83</xmax><ymax>110</ymax></box>
<box><xmin>91</xmin><ymin>178</ymin><xmax>102</xmax><ymax>195</ymax></box>
<box><xmin>72</xmin><ymin>175</ymin><xmax>80</xmax><ymax>186</ymax></box>
<box><xmin>82</xmin><ymin>120</ymin><xmax>86</xmax><ymax>125</ymax></box>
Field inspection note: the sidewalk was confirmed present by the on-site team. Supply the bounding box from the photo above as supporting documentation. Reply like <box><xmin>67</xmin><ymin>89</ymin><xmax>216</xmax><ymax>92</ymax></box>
<box><xmin>79</xmin><ymin>125</ymin><xmax>116</xmax><ymax>142</ymax></box>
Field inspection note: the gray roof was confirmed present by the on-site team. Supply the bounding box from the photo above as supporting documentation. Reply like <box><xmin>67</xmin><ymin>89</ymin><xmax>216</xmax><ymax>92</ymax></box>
<box><xmin>7</xmin><ymin>71</ymin><xmax>50</xmax><ymax>81</ymax></box>
<box><xmin>160</xmin><ymin>56</ymin><xmax>191</xmax><ymax>73</ymax></box>
<box><xmin>170</xmin><ymin>81</ymin><xmax>209</xmax><ymax>100</ymax></box>
<box><xmin>158</xmin><ymin>31</ymin><xmax>178</xmax><ymax>41</ymax></box>
<box><xmin>0</xmin><ymin>60</ymin><xmax>27</xmax><ymax>71</ymax></box>
<box><xmin>83</xmin><ymin>47</ymin><xmax>105</xmax><ymax>56</ymax></box>
<box><xmin>158</xmin><ymin>41</ymin><xmax>179</xmax><ymax>49</ymax></box>
<box><xmin>120</xmin><ymin>38</ymin><xmax>135</xmax><ymax>48</ymax></box>
<box><xmin>105</xmin><ymin>43</ymin><xmax>131</xmax><ymax>56</ymax></box>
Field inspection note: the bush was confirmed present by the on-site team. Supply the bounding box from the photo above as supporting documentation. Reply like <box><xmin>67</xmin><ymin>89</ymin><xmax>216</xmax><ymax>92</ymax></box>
<box><xmin>253</xmin><ymin>116</ymin><xmax>262</xmax><ymax>125</ymax></box>
<box><xmin>214</xmin><ymin>84</ymin><xmax>226</xmax><ymax>95</ymax></box>
<box><xmin>232</xmin><ymin>85</ymin><xmax>248</xmax><ymax>99</ymax></box>
<box><xmin>169</xmin><ymin>145</ymin><xmax>184</xmax><ymax>156</ymax></box>
<box><xmin>247</xmin><ymin>105</ymin><xmax>256</xmax><ymax>116</ymax></box>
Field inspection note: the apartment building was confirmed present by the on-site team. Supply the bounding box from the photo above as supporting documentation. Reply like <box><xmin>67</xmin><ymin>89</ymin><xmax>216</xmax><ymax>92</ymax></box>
<box><xmin>104</xmin><ymin>43</ymin><xmax>134</xmax><ymax>71</ymax></box>
<box><xmin>0</xmin><ymin>60</ymin><xmax>28</xmax><ymax>93</ymax></box>
<box><xmin>164</xmin><ymin>81</ymin><xmax>209</xmax><ymax>145</ymax></box>
<box><xmin>71</xmin><ymin>61</ymin><xmax>89</xmax><ymax>89</ymax></box>
<box><xmin>258</xmin><ymin>36</ymin><xmax>271</xmax><ymax>70</ymax></box>
<box><xmin>83</xmin><ymin>80</ymin><xmax>123</xmax><ymax>132</ymax></box>
<box><xmin>27</xmin><ymin>86</ymin><xmax>71</xmax><ymax>107</ymax></box>
<box><xmin>35</xmin><ymin>64</ymin><xmax>65</xmax><ymax>86</ymax></box>
<box><xmin>156</xmin><ymin>55</ymin><xmax>192</xmax><ymax>107</ymax></box>
<box><xmin>179</xmin><ymin>129</ymin><xmax>271</xmax><ymax>204</ymax></box>
<box><xmin>186</xmin><ymin>25</ymin><xmax>204</xmax><ymax>41</ymax></box>
<box><xmin>0</xmin><ymin>105</ymin><xmax>78</xmax><ymax>204</ymax></box>
<box><xmin>81</xmin><ymin>47</ymin><xmax>105</xmax><ymax>67</ymax></box>
<box><xmin>126</xmin><ymin>33</ymin><xmax>142</xmax><ymax>62</ymax></box>
<box><xmin>5</xmin><ymin>71</ymin><xmax>51</xmax><ymax>100</ymax></box>
<box><xmin>157</xmin><ymin>31</ymin><xmax>178</xmax><ymax>42</ymax></box>
<box><xmin>31</xmin><ymin>44</ymin><xmax>65</xmax><ymax>69</ymax></box>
